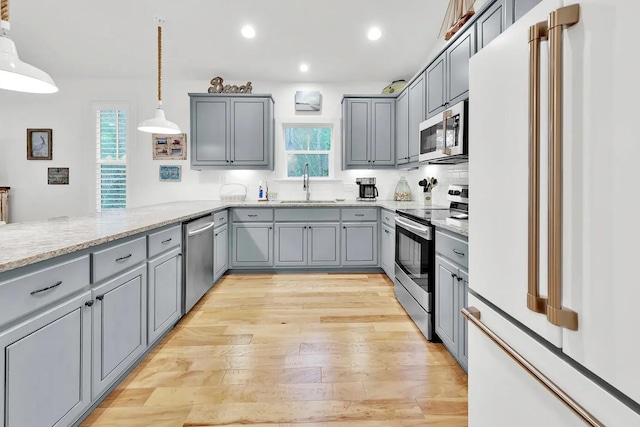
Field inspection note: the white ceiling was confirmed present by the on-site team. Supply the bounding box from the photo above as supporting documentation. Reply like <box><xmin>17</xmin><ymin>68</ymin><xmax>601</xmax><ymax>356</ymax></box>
<box><xmin>8</xmin><ymin>0</ymin><xmax>450</xmax><ymax>83</ymax></box>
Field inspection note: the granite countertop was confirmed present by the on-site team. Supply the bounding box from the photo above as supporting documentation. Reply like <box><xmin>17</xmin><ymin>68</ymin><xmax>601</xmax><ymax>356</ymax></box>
<box><xmin>0</xmin><ymin>199</ymin><xmax>445</xmax><ymax>274</ymax></box>
<box><xmin>430</xmin><ymin>210</ymin><xmax>469</xmax><ymax>237</ymax></box>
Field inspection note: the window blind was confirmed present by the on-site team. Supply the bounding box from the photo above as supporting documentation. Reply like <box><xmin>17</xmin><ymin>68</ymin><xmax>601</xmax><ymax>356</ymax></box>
<box><xmin>96</xmin><ymin>109</ymin><xmax>127</xmax><ymax>211</ymax></box>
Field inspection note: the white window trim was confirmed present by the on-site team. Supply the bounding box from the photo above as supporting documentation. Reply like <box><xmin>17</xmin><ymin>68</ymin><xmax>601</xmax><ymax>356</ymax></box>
<box><xmin>279</xmin><ymin>118</ymin><xmax>338</xmax><ymax>181</ymax></box>
<box><xmin>92</xmin><ymin>102</ymin><xmax>132</xmax><ymax>212</ymax></box>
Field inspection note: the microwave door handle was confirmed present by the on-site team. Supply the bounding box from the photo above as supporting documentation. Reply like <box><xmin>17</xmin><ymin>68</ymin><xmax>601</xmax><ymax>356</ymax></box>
<box><xmin>442</xmin><ymin>109</ymin><xmax>453</xmax><ymax>155</ymax></box>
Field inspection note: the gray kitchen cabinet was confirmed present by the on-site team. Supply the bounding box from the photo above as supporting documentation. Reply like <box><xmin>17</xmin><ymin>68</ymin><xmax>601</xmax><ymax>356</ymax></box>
<box><xmin>92</xmin><ymin>265</ymin><xmax>147</xmax><ymax>399</ymax></box>
<box><xmin>147</xmin><ymin>247</ymin><xmax>181</xmax><ymax>345</ymax></box>
<box><xmin>341</xmin><ymin>223</ymin><xmax>378</xmax><ymax>266</ymax></box>
<box><xmin>507</xmin><ymin>0</ymin><xmax>542</xmax><ymax>23</ymax></box>
<box><xmin>274</xmin><ymin>222</ymin><xmax>340</xmax><ymax>267</ymax></box>
<box><xmin>0</xmin><ymin>291</ymin><xmax>92</xmax><ymax>427</ymax></box>
<box><xmin>214</xmin><ymin>223</ymin><xmax>228</xmax><ymax>282</ymax></box>
<box><xmin>477</xmin><ymin>0</ymin><xmax>507</xmax><ymax>50</ymax></box>
<box><xmin>435</xmin><ymin>229</ymin><xmax>469</xmax><ymax>371</ymax></box>
<box><xmin>274</xmin><ymin>223</ymin><xmax>307</xmax><ymax>267</ymax></box>
<box><xmin>447</xmin><ymin>25</ymin><xmax>476</xmax><ymax>106</ymax></box>
<box><xmin>396</xmin><ymin>89</ymin><xmax>409</xmax><ymax>165</ymax></box>
<box><xmin>426</xmin><ymin>53</ymin><xmax>447</xmax><ymax>119</ymax></box>
<box><xmin>231</xmin><ymin>222</ymin><xmax>274</xmax><ymax>267</ymax></box>
<box><xmin>342</xmin><ymin>97</ymin><xmax>395</xmax><ymax>168</ymax></box>
<box><xmin>308</xmin><ymin>223</ymin><xmax>340</xmax><ymax>266</ymax></box>
<box><xmin>190</xmin><ymin>94</ymin><xmax>274</xmax><ymax>170</ymax></box>
<box><xmin>407</xmin><ymin>73</ymin><xmax>425</xmax><ymax>163</ymax></box>
<box><xmin>381</xmin><ymin>223</ymin><xmax>395</xmax><ymax>279</ymax></box>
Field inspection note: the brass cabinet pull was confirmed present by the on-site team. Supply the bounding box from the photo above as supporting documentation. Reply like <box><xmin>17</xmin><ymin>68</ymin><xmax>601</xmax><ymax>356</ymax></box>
<box><xmin>462</xmin><ymin>307</ymin><xmax>604</xmax><ymax>426</ymax></box>
<box><xmin>527</xmin><ymin>21</ymin><xmax>548</xmax><ymax>315</ymax></box>
<box><xmin>547</xmin><ymin>4</ymin><xmax>580</xmax><ymax>331</ymax></box>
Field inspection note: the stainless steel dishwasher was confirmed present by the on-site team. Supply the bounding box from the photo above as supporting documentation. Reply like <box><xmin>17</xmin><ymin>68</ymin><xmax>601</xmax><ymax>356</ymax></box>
<box><xmin>183</xmin><ymin>214</ymin><xmax>215</xmax><ymax>314</ymax></box>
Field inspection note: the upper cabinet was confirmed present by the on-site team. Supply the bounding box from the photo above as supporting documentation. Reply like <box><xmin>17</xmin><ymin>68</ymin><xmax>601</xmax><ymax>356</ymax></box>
<box><xmin>506</xmin><ymin>0</ymin><xmax>542</xmax><ymax>23</ymax></box>
<box><xmin>342</xmin><ymin>96</ymin><xmax>396</xmax><ymax>169</ymax></box>
<box><xmin>426</xmin><ymin>54</ymin><xmax>447</xmax><ymax>119</ymax></box>
<box><xmin>477</xmin><ymin>0</ymin><xmax>507</xmax><ymax>50</ymax></box>
<box><xmin>407</xmin><ymin>73</ymin><xmax>424</xmax><ymax>164</ymax></box>
<box><xmin>189</xmin><ymin>94</ymin><xmax>274</xmax><ymax>170</ymax></box>
<box><xmin>396</xmin><ymin>90</ymin><xmax>409</xmax><ymax>165</ymax></box>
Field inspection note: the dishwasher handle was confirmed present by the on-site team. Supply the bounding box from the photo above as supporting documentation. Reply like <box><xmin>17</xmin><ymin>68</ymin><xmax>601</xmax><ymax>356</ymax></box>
<box><xmin>187</xmin><ymin>222</ymin><xmax>215</xmax><ymax>236</ymax></box>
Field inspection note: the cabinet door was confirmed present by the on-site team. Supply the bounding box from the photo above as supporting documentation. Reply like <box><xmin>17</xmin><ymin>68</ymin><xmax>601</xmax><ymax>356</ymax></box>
<box><xmin>344</xmin><ymin>99</ymin><xmax>370</xmax><ymax>167</ymax></box>
<box><xmin>426</xmin><ymin>54</ymin><xmax>447</xmax><ymax>118</ymax></box>
<box><xmin>507</xmin><ymin>0</ymin><xmax>542</xmax><ymax>23</ymax></box>
<box><xmin>92</xmin><ymin>265</ymin><xmax>147</xmax><ymax>399</ymax></box>
<box><xmin>371</xmin><ymin>99</ymin><xmax>395</xmax><ymax>166</ymax></box>
<box><xmin>407</xmin><ymin>73</ymin><xmax>425</xmax><ymax>163</ymax></box>
<box><xmin>341</xmin><ymin>223</ymin><xmax>378</xmax><ymax>266</ymax></box>
<box><xmin>192</xmin><ymin>98</ymin><xmax>230</xmax><ymax>166</ymax></box>
<box><xmin>477</xmin><ymin>0</ymin><xmax>507</xmax><ymax>50</ymax></box>
<box><xmin>214</xmin><ymin>224</ymin><xmax>228</xmax><ymax>281</ymax></box>
<box><xmin>308</xmin><ymin>223</ymin><xmax>340</xmax><ymax>266</ymax></box>
<box><xmin>435</xmin><ymin>254</ymin><xmax>458</xmax><ymax>355</ymax></box>
<box><xmin>147</xmin><ymin>247</ymin><xmax>181</xmax><ymax>345</ymax></box>
<box><xmin>274</xmin><ymin>223</ymin><xmax>307</xmax><ymax>266</ymax></box>
<box><xmin>396</xmin><ymin>90</ymin><xmax>409</xmax><ymax>164</ymax></box>
<box><xmin>0</xmin><ymin>291</ymin><xmax>91</xmax><ymax>427</ymax></box>
<box><xmin>447</xmin><ymin>26</ymin><xmax>476</xmax><ymax>105</ymax></box>
<box><xmin>458</xmin><ymin>268</ymin><xmax>469</xmax><ymax>371</ymax></box>
<box><xmin>381</xmin><ymin>225</ymin><xmax>395</xmax><ymax>278</ymax></box>
<box><xmin>232</xmin><ymin>223</ymin><xmax>273</xmax><ymax>267</ymax></box>
<box><xmin>231</xmin><ymin>98</ymin><xmax>269</xmax><ymax>166</ymax></box>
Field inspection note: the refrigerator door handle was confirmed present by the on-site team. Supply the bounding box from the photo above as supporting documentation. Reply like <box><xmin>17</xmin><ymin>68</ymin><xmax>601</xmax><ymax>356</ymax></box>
<box><xmin>527</xmin><ymin>20</ymin><xmax>549</xmax><ymax>315</ymax></box>
<box><xmin>462</xmin><ymin>306</ymin><xmax>604</xmax><ymax>427</ymax></box>
<box><xmin>547</xmin><ymin>4</ymin><xmax>580</xmax><ymax>331</ymax></box>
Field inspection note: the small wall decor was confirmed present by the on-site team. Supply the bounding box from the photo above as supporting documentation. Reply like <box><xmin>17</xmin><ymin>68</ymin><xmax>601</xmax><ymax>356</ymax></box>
<box><xmin>153</xmin><ymin>133</ymin><xmax>187</xmax><ymax>160</ymax></box>
<box><xmin>27</xmin><ymin>128</ymin><xmax>53</xmax><ymax>160</ymax></box>
<box><xmin>159</xmin><ymin>165</ymin><xmax>181</xmax><ymax>182</ymax></box>
<box><xmin>295</xmin><ymin>91</ymin><xmax>322</xmax><ymax>112</ymax></box>
<box><xmin>48</xmin><ymin>167</ymin><xmax>69</xmax><ymax>185</ymax></box>
<box><xmin>207</xmin><ymin>76</ymin><xmax>253</xmax><ymax>94</ymax></box>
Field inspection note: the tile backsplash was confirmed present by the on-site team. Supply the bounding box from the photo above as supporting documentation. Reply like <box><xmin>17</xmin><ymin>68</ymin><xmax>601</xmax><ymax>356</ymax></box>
<box><xmin>406</xmin><ymin>163</ymin><xmax>469</xmax><ymax>207</ymax></box>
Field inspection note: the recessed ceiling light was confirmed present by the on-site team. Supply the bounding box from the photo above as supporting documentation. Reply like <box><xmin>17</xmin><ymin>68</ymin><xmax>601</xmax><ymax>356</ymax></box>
<box><xmin>299</xmin><ymin>63</ymin><xmax>309</xmax><ymax>72</ymax></box>
<box><xmin>241</xmin><ymin>25</ymin><xmax>256</xmax><ymax>39</ymax></box>
<box><xmin>367</xmin><ymin>27</ymin><xmax>382</xmax><ymax>41</ymax></box>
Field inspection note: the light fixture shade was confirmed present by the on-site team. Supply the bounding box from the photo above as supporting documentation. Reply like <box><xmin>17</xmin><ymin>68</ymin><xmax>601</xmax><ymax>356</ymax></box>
<box><xmin>137</xmin><ymin>107</ymin><xmax>181</xmax><ymax>134</ymax></box>
<box><xmin>0</xmin><ymin>36</ymin><xmax>58</xmax><ymax>94</ymax></box>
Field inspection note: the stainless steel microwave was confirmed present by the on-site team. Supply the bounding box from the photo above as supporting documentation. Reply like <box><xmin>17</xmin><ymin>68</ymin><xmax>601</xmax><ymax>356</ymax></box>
<box><xmin>418</xmin><ymin>100</ymin><xmax>468</xmax><ymax>163</ymax></box>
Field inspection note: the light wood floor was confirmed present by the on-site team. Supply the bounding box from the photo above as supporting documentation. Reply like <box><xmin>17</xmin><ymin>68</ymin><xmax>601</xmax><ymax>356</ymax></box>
<box><xmin>81</xmin><ymin>273</ymin><xmax>468</xmax><ymax>426</ymax></box>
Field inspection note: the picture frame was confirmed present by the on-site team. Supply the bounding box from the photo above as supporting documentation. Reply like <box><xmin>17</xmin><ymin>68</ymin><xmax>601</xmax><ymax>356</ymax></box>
<box><xmin>27</xmin><ymin>128</ymin><xmax>53</xmax><ymax>160</ymax></box>
<box><xmin>295</xmin><ymin>91</ymin><xmax>322</xmax><ymax>112</ymax></box>
<box><xmin>159</xmin><ymin>165</ymin><xmax>181</xmax><ymax>182</ymax></box>
<box><xmin>152</xmin><ymin>133</ymin><xmax>187</xmax><ymax>160</ymax></box>
<box><xmin>47</xmin><ymin>167</ymin><xmax>69</xmax><ymax>185</ymax></box>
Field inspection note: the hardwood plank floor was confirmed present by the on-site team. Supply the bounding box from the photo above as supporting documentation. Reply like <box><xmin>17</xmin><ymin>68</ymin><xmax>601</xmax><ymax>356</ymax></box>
<box><xmin>81</xmin><ymin>273</ymin><xmax>468</xmax><ymax>426</ymax></box>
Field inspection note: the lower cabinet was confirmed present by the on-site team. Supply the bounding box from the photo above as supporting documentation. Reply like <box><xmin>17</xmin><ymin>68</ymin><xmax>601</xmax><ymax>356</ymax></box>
<box><xmin>381</xmin><ymin>223</ymin><xmax>395</xmax><ymax>279</ymax></box>
<box><xmin>0</xmin><ymin>291</ymin><xmax>92</xmax><ymax>427</ymax></box>
<box><xmin>341</xmin><ymin>223</ymin><xmax>378</xmax><ymax>266</ymax></box>
<box><xmin>232</xmin><ymin>222</ymin><xmax>274</xmax><ymax>267</ymax></box>
<box><xmin>274</xmin><ymin>222</ymin><xmax>340</xmax><ymax>267</ymax></box>
<box><xmin>147</xmin><ymin>247</ymin><xmax>181</xmax><ymax>345</ymax></box>
<box><xmin>308</xmin><ymin>223</ymin><xmax>340</xmax><ymax>266</ymax></box>
<box><xmin>214</xmin><ymin>223</ymin><xmax>229</xmax><ymax>281</ymax></box>
<box><xmin>92</xmin><ymin>265</ymin><xmax>147</xmax><ymax>399</ymax></box>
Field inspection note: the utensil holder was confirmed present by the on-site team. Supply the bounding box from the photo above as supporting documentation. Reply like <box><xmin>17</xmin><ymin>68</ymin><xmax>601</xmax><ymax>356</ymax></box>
<box><xmin>423</xmin><ymin>191</ymin><xmax>433</xmax><ymax>205</ymax></box>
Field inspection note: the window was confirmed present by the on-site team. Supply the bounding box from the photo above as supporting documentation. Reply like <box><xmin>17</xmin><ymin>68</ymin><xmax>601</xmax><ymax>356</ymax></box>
<box><xmin>95</xmin><ymin>107</ymin><xmax>127</xmax><ymax>211</ymax></box>
<box><xmin>284</xmin><ymin>125</ymin><xmax>332</xmax><ymax>178</ymax></box>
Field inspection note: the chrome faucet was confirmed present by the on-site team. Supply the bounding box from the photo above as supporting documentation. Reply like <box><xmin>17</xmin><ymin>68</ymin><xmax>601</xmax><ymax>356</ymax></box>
<box><xmin>303</xmin><ymin>162</ymin><xmax>310</xmax><ymax>201</ymax></box>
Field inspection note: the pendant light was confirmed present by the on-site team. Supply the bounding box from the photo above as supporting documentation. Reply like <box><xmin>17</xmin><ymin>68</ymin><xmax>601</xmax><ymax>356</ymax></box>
<box><xmin>137</xmin><ymin>17</ymin><xmax>180</xmax><ymax>134</ymax></box>
<box><xmin>0</xmin><ymin>0</ymin><xmax>58</xmax><ymax>93</ymax></box>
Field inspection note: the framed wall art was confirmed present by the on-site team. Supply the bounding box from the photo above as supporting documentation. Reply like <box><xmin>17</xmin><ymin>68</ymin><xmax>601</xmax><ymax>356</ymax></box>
<box><xmin>153</xmin><ymin>133</ymin><xmax>187</xmax><ymax>160</ymax></box>
<box><xmin>159</xmin><ymin>165</ymin><xmax>181</xmax><ymax>182</ymax></box>
<box><xmin>47</xmin><ymin>167</ymin><xmax>69</xmax><ymax>185</ymax></box>
<box><xmin>27</xmin><ymin>128</ymin><xmax>53</xmax><ymax>160</ymax></box>
<box><xmin>295</xmin><ymin>91</ymin><xmax>322</xmax><ymax>112</ymax></box>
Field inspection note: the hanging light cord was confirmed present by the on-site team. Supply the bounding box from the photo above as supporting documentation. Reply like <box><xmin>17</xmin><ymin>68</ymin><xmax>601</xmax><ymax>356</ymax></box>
<box><xmin>1</xmin><ymin>0</ymin><xmax>9</xmax><ymax>22</ymax></box>
<box><xmin>157</xmin><ymin>25</ymin><xmax>162</xmax><ymax>102</ymax></box>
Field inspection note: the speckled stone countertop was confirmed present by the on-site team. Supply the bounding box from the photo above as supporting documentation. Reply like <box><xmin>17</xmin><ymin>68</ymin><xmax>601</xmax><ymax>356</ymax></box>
<box><xmin>430</xmin><ymin>210</ymin><xmax>469</xmax><ymax>237</ymax></box>
<box><xmin>0</xmin><ymin>199</ymin><xmax>440</xmax><ymax>274</ymax></box>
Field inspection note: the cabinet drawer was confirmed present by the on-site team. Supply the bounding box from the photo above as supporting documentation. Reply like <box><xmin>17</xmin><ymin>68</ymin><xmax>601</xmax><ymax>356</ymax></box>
<box><xmin>381</xmin><ymin>209</ymin><xmax>395</xmax><ymax>227</ymax></box>
<box><xmin>0</xmin><ymin>256</ymin><xmax>89</xmax><ymax>328</ymax></box>
<box><xmin>232</xmin><ymin>208</ymin><xmax>274</xmax><ymax>222</ymax></box>
<box><xmin>91</xmin><ymin>237</ymin><xmax>146</xmax><ymax>284</ymax></box>
<box><xmin>213</xmin><ymin>210</ymin><xmax>228</xmax><ymax>226</ymax></box>
<box><xmin>275</xmin><ymin>208</ymin><xmax>340</xmax><ymax>222</ymax></box>
<box><xmin>436</xmin><ymin>230</ymin><xmax>469</xmax><ymax>268</ymax></box>
<box><xmin>147</xmin><ymin>225</ymin><xmax>181</xmax><ymax>258</ymax></box>
<box><xmin>342</xmin><ymin>208</ymin><xmax>378</xmax><ymax>222</ymax></box>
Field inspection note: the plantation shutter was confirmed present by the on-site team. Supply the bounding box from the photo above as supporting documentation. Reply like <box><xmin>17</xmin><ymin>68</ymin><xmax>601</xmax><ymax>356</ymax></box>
<box><xmin>96</xmin><ymin>109</ymin><xmax>127</xmax><ymax>211</ymax></box>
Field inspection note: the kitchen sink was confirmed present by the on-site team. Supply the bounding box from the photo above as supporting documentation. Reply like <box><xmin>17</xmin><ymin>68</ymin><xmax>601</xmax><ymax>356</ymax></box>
<box><xmin>278</xmin><ymin>200</ymin><xmax>336</xmax><ymax>203</ymax></box>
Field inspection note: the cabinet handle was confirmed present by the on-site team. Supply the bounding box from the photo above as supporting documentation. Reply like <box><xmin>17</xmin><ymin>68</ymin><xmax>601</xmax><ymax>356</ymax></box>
<box><xmin>269</xmin><ymin>226</ymin><xmax>272</xmax><ymax>230</ymax></box>
<box><xmin>355</xmin><ymin>214</ymin><xmax>365</xmax><ymax>217</ymax></box>
<box><xmin>451</xmin><ymin>273</ymin><xmax>457</xmax><ymax>279</ymax></box>
<box><xmin>85</xmin><ymin>300</ymin><xmax>94</xmax><ymax>307</ymax></box>
<box><xmin>230</xmin><ymin>160</ymin><xmax>234</xmax><ymax>163</ymax></box>
<box><xmin>248</xmin><ymin>214</ymin><xmax>258</xmax><ymax>217</ymax></box>
<box><xmin>343</xmin><ymin>226</ymin><xmax>346</xmax><ymax>229</ymax></box>
<box><xmin>457</xmin><ymin>276</ymin><xmax>463</xmax><ymax>282</ymax></box>
<box><xmin>161</xmin><ymin>238</ymin><xmax>172</xmax><ymax>244</ymax></box>
<box><xmin>384</xmin><ymin>229</ymin><xmax>390</xmax><ymax>234</ymax></box>
<box><xmin>452</xmin><ymin>249</ymin><xmax>465</xmax><ymax>257</ymax></box>
<box><xmin>96</xmin><ymin>295</ymin><xmax>104</xmax><ymax>301</ymax></box>
<box><xmin>115</xmin><ymin>254</ymin><xmax>132</xmax><ymax>262</ymax></box>
<box><xmin>372</xmin><ymin>160</ymin><xmax>376</xmax><ymax>163</ymax></box>
<box><xmin>303</xmin><ymin>226</ymin><xmax>307</xmax><ymax>229</ymax></box>
<box><xmin>30</xmin><ymin>280</ymin><xmax>63</xmax><ymax>295</ymax></box>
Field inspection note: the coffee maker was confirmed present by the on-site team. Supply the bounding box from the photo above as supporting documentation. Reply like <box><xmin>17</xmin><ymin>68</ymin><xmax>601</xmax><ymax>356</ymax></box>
<box><xmin>356</xmin><ymin>177</ymin><xmax>378</xmax><ymax>201</ymax></box>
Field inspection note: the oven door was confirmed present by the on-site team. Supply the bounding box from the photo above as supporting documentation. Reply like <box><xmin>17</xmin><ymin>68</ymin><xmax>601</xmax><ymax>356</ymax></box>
<box><xmin>395</xmin><ymin>216</ymin><xmax>433</xmax><ymax>293</ymax></box>
<box><xmin>418</xmin><ymin>115</ymin><xmax>444</xmax><ymax>163</ymax></box>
